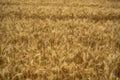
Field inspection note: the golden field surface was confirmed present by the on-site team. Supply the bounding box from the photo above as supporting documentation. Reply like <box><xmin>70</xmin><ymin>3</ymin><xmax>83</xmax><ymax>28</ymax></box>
<box><xmin>0</xmin><ymin>0</ymin><xmax>120</xmax><ymax>80</ymax></box>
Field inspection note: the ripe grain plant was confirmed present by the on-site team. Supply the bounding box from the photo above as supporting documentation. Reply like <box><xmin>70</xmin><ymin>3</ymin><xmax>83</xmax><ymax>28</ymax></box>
<box><xmin>0</xmin><ymin>0</ymin><xmax>120</xmax><ymax>80</ymax></box>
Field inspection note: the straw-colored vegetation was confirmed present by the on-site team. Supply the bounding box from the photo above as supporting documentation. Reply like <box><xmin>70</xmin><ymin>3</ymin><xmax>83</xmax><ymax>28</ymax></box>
<box><xmin>0</xmin><ymin>0</ymin><xmax>120</xmax><ymax>80</ymax></box>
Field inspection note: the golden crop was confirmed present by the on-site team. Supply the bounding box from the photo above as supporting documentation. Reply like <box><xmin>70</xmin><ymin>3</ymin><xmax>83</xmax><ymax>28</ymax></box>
<box><xmin>0</xmin><ymin>0</ymin><xmax>120</xmax><ymax>80</ymax></box>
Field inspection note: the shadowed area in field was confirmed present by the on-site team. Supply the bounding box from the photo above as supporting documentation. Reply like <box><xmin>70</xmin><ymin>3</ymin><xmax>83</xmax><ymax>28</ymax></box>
<box><xmin>0</xmin><ymin>11</ymin><xmax>120</xmax><ymax>21</ymax></box>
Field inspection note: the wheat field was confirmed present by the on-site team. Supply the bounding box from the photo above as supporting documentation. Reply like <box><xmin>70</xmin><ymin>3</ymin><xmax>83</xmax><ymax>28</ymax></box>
<box><xmin>0</xmin><ymin>0</ymin><xmax>120</xmax><ymax>80</ymax></box>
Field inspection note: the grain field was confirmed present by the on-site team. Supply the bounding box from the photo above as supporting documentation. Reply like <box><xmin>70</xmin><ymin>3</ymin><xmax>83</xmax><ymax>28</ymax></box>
<box><xmin>0</xmin><ymin>0</ymin><xmax>120</xmax><ymax>80</ymax></box>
